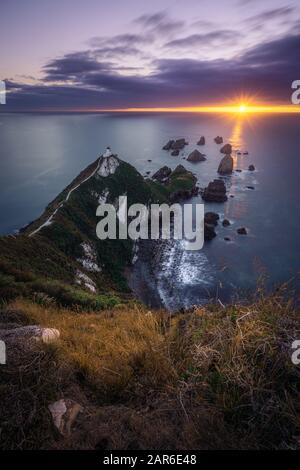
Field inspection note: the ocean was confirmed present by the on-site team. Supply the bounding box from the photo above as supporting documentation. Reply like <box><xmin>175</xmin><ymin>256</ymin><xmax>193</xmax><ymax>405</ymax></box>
<box><xmin>1</xmin><ymin>112</ymin><xmax>300</xmax><ymax>308</ymax></box>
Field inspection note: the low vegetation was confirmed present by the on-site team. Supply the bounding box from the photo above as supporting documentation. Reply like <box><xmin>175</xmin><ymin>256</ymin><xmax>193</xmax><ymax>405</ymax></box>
<box><xmin>0</xmin><ymin>286</ymin><xmax>299</xmax><ymax>450</ymax></box>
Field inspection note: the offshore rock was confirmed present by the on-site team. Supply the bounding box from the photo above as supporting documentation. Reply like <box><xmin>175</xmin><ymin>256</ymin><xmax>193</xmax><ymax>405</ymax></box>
<box><xmin>187</xmin><ymin>149</ymin><xmax>206</xmax><ymax>162</ymax></box>
<box><xmin>220</xmin><ymin>143</ymin><xmax>232</xmax><ymax>155</ymax></box>
<box><xmin>202</xmin><ymin>179</ymin><xmax>227</xmax><ymax>203</ymax></box>
<box><xmin>218</xmin><ymin>154</ymin><xmax>233</xmax><ymax>175</ymax></box>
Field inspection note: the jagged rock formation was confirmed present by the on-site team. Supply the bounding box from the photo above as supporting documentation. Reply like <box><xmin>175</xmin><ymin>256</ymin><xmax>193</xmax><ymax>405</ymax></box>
<box><xmin>152</xmin><ymin>164</ymin><xmax>197</xmax><ymax>199</ymax></box>
<box><xmin>218</xmin><ymin>154</ymin><xmax>234</xmax><ymax>175</ymax></box>
<box><xmin>162</xmin><ymin>140</ymin><xmax>174</xmax><ymax>150</ymax></box>
<box><xmin>187</xmin><ymin>149</ymin><xmax>206</xmax><ymax>162</ymax></box>
<box><xmin>167</xmin><ymin>165</ymin><xmax>198</xmax><ymax>202</ymax></box>
<box><xmin>204</xmin><ymin>224</ymin><xmax>217</xmax><ymax>241</ymax></box>
<box><xmin>220</xmin><ymin>143</ymin><xmax>232</xmax><ymax>154</ymax></box>
<box><xmin>172</xmin><ymin>138</ymin><xmax>188</xmax><ymax>150</ymax></box>
<box><xmin>152</xmin><ymin>166</ymin><xmax>172</xmax><ymax>183</ymax></box>
<box><xmin>98</xmin><ymin>154</ymin><xmax>119</xmax><ymax>177</ymax></box>
<box><xmin>202</xmin><ymin>179</ymin><xmax>227</xmax><ymax>202</ymax></box>
<box><xmin>162</xmin><ymin>138</ymin><xmax>188</xmax><ymax>151</ymax></box>
<box><xmin>197</xmin><ymin>136</ymin><xmax>205</xmax><ymax>145</ymax></box>
<box><xmin>204</xmin><ymin>212</ymin><xmax>219</xmax><ymax>226</ymax></box>
<box><xmin>204</xmin><ymin>212</ymin><xmax>219</xmax><ymax>241</ymax></box>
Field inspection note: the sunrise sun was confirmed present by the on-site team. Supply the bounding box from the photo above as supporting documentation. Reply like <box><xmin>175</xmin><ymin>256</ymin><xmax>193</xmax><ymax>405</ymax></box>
<box><xmin>239</xmin><ymin>104</ymin><xmax>247</xmax><ymax>113</ymax></box>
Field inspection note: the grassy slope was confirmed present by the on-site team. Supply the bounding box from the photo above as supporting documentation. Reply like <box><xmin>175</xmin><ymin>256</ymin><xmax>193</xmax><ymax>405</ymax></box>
<box><xmin>0</xmin><ymin>158</ymin><xmax>196</xmax><ymax>309</ymax></box>
<box><xmin>0</xmin><ymin>287</ymin><xmax>299</xmax><ymax>450</ymax></box>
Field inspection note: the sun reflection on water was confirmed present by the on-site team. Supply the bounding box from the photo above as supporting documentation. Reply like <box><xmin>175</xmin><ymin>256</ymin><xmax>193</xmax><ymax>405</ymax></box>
<box><xmin>230</xmin><ymin>118</ymin><xmax>244</xmax><ymax>151</ymax></box>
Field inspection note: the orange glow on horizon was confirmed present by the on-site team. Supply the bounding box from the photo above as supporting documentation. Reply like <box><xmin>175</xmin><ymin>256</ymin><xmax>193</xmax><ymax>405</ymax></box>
<box><xmin>91</xmin><ymin>105</ymin><xmax>300</xmax><ymax>114</ymax></box>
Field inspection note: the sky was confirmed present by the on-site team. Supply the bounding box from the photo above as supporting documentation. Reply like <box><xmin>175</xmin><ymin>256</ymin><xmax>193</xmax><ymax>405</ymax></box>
<box><xmin>1</xmin><ymin>0</ymin><xmax>300</xmax><ymax>110</ymax></box>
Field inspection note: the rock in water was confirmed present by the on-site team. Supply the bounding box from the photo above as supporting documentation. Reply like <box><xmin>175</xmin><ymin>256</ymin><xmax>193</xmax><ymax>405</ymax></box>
<box><xmin>222</xmin><ymin>219</ymin><xmax>230</xmax><ymax>227</ymax></box>
<box><xmin>197</xmin><ymin>136</ymin><xmax>205</xmax><ymax>145</ymax></box>
<box><xmin>204</xmin><ymin>212</ymin><xmax>219</xmax><ymax>226</ymax></box>
<box><xmin>171</xmin><ymin>149</ymin><xmax>179</xmax><ymax>156</ymax></box>
<box><xmin>218</xmin><ymin>154</ymin><xmax>234</xmax><ymax>175</ymax></box>
<box><xmin>204</xmin><ymin>223</ymin><xmax>217</xmax><ymax>241</ymax></box>
<box><xmin>163</xmin><ymin>140</ymin><xmax>174</xmax><ymax>150</ymax></box>
<box><xmin>202</xmin><ymin>179</ymin><xmax>227</xmax><ymax>202</ymax></box>
<box><xmin>152</xmin><ymin>166</ymin><xmax>172</xmax><ymax>183</ymax></box>
<box><xmin>172</xmin><ymin>138</ymin><xmax>188</xmax><ymax>150</ymax></box>
<box><xmin>168</xmin><ymin>165</ymin><xmax>198</xmax><ymax>202</ymax></box>
<box><xmin>237</xmin><ymin>227</ymin><xmax>247</xmax><ymax>235</ymax></box>
<box><xmin>220</xmin><ymin>143</ymin><xmax>232</xmax><ymax>154</ymax></box>
<box><xmin>187</xmin><ymin>149</ymin><xmax>206</xmax><ymax>162</ymax></box>
<box><xmin>214</xmin><ymin>136</ymin><xmax>223</xmax><ymax>144</ymax></box>
<box><xmin>248</xmin><ymin>164</ymin><xmax>255</xmax><ymax>171</ymax></box>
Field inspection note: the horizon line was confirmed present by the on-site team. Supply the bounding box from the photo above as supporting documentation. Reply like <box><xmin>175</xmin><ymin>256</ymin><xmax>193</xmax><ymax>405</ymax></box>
<box><xmin>94</xmin><ymin>105</ymin><xmax>300</xmax><ymax>114</ymax></box>
<box><xmin>2</xmin><ymin>105</ymin><xmax>300</xmax><ymax>114</ymax></box>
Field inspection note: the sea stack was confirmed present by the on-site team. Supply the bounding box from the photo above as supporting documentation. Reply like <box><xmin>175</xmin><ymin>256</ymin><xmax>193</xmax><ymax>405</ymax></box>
<box><xmin>218</xmin><ymin>154</ymin><xmax>234</xmax><ymax>175</ymax></box>
<box><xmin>197</xmin><ymin>136</ymin><xmax>205</xmax><ymax>145</ymax></box>
<box><xmin>214</xmin><ymin>136</ymin><xmax>223</xmax><ymax>144</ymax></box>
<box><xmin>173</xmin><ymin>138</ymin><xmax>188</xmax><ymax>150</ymax></box>
<box><xmin>220</xmin><ymin>143</ymin><xmax>232</xmax><ymax>154</ymax></box>
<box><xmin>202</xmin><ymin>179</ymin><xmax>227</xmax><ymax>202</ymax></box>
<box><xmin>187</xmin><ymin>149</ymin><xmax>206</xmax><ymax>162</ymax></box>
<box><xmin>204</xmin><ymin>212</ymin><xmax>219</xmax><ymax>226</ymax></box>
<box><xmin>163</xmin><ymin>140</ymin><xmax>174</xmax><ymax>150</ymax></box>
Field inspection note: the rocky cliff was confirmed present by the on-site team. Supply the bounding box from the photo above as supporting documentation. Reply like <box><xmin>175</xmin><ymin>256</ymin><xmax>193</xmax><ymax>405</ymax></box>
<box><xmin>0</xmin><ymin>153</ymin><xmax>195</xmax><ymax>308</ymax></box>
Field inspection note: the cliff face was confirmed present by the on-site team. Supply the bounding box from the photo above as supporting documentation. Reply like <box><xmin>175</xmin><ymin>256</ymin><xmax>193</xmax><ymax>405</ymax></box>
<box><xmin>0</xmin><ymin>154</ymin><xmax>194</xmax><ymax>308</ymax></box>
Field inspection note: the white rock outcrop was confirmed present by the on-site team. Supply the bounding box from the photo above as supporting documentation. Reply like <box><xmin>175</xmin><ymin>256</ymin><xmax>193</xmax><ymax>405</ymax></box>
<box><xmin>98</xmin><ymin>189</ymin><xmax>109</xmax><ymax>204</ymax></box>
<box><xmin>76</xmin><ymin>270</ymin><xmax>97</xmax><ymax>293</ymax></box>
<box><xmin>77</xmin><ymin>242</ymin><xmax>101</xmax><ymax>273</ymax></box>
<box><xmin>98</xmin><ymin>155</ymin><xmax>119</xmax><ymax>177</ymax></box>
<box><xmin>48</xmin><ymin>399</ymin><xmax>82</xmax><ymax>436</ymax></box>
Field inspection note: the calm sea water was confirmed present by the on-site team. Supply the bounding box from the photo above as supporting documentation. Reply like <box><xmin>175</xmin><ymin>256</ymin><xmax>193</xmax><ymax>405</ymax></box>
<box><xmin>0</xmin><ymin>112</ymin><xmax>300</xmax><ymax>307</ymax></box>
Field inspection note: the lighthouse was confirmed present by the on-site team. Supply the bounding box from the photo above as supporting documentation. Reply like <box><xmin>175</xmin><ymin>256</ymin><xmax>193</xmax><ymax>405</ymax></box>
<box><xmin>103</xmin><ymin>146</ymin><xmax>113</xmax><ymax>158</ymax></box>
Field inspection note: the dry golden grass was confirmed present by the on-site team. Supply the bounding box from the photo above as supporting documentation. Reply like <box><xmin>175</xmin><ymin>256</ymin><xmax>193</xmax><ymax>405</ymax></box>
<box><xmin>1</xmin><ymin>288</ymin><xmax>299</xmax><ymax>449</ymax></box>
<box><xmin>9</xmin><ymin>299</ymin><xmax>176</xmax><ymax>398</ymax></box>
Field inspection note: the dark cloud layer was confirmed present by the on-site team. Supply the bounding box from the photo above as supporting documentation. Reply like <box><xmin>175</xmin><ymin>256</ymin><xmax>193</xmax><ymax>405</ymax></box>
<box><xmin>4</xmin><ymin>30</ymin><xmax>300</xmax><ymax>110</ymax></box>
